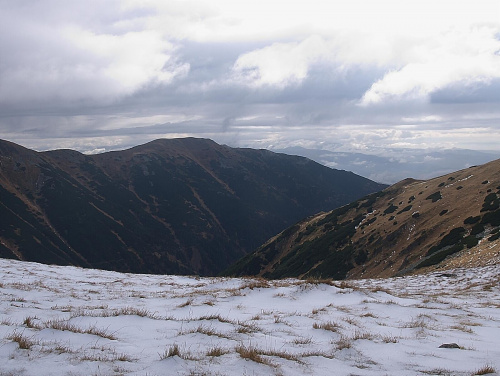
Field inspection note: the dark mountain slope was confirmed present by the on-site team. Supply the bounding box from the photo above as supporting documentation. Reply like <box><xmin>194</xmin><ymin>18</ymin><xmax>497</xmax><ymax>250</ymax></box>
<box><xmin>224</xmin><ymin>158</ymin><xmax>500</xmax><ymax>279</ymax></box>
<box><xmin>0</xmin><ymin>138</ymin><xmax>386</xmax><ymax>275</ymax></box>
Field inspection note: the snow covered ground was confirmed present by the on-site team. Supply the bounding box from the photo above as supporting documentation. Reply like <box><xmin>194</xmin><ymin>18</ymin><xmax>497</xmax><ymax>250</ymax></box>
<box><xmin>0</xmin><ymin>258</ymin><xmax>499</xmax><ymax>376</ymax></box>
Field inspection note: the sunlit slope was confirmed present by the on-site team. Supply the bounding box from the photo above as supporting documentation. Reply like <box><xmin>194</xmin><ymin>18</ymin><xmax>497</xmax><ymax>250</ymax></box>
<box><xmin>225</xmin><ymin>159</ymin><xmax>500</xmax><ymax>279</ymax></box>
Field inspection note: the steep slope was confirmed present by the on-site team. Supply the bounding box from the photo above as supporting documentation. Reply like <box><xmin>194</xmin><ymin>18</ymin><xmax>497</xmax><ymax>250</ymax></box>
<box><xmin>0</xmin><ymin>138</ymin><xmax>386</xmax><ymax>275</ymax></box>
<box><xmin>224</xmin><ymin>159</ymin><xmax>500</xmax><ymax>279</ymax></box>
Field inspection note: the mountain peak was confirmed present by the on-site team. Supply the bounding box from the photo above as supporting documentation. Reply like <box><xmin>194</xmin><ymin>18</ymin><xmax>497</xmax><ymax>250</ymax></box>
<box><xmin>0</xmin><ymin>137</ymin><xmax>386</xmax><ymax>276</ymax></box>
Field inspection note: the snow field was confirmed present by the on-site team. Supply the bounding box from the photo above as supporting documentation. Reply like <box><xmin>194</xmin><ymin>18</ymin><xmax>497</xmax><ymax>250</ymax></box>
<box><xmin>0</xmin><ymin>258</ymin><xmax>499</xmax><ymax>375</ymax></box>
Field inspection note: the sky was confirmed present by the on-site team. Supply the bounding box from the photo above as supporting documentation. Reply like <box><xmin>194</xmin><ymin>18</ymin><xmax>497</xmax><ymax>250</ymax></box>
<box><xmin>0</xmin><ymin>0</ymin><xmax>499</xmax><ymax>154</ymax></box>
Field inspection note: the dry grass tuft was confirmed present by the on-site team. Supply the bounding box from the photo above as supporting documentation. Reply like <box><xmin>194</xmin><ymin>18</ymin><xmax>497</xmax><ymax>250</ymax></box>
<box><xmin>274</xmin><ymin>315</ymin><xmax>284</xmax><ymax>324</ymax></box>
<box><xmin>334</xmin><ymin>280</ymin><xmax>354</xmax><ymax>289</ymax></box>
<box><xmin>313</xmin><ymin>320</ymin><xmax>341</xmax><ymax>332</ymax></box>
<box><xmin>351</xmin><ymin>330</ymin><xmax>375</xmax><ymax>341</ymax></box>
<box><xmin>79</xmin><ymin>350</ymin><xmax>134</xmax><ymax>363</ymax></box>
<box><xmin>182</xmin><ymin>324</ymin><xmax>231</xmax><ymax>339</ymax></box>
<box><xmin>303</xmin><ymin>277</ymin><xmax>336</xmax><ymax>286</ymax></box>
<box><xmin>86</xmin><ymin>306</ymin><xmax>160</xmax><ymax>319</ymax></box>
<box><xmin>45</xmin><ymin>319</ymin><xmax>117</xmax><ymax>340</ymax></box>
<box><xmin>473</xmin><ymin>365</ymin><xmax>497</xmax><ymax>375</ymax></box>
<box><xmin>241</xmin><ymin>279</ymin><xmax>271</xmax><ymax>290</ymax></box>
<box><xmin>402</xmin><ymin>316</ymin><xmax>436</xmax><ymax>330</ymax></box>
<box><xmin>161</xmin><ymin>344</ymin><xmax>180</xmax><ymax>359</ymax></box>
<box><xmin>1</xmin><ymin>317</ymin><xmax>15</xmax><ymax>326</ymax></box>
<box><xmin>237</xmin><ymin>321</ymin><xmax>261</xmax><ymax>334</ymax></box>
<box><xmin>7</xmin><ymin>330</ymin><xmax>39</xmax><ymax>350</ymax></box>
<box><xmin>342</xmin><ymin>316</ymin><xmax>360</xmax><ymax>326</ymax></box>
<box><xmin>177</xmin><ymin>299</ymin><xmax>194</xmax><ymax>308</ymax></box>
<box><xmin>450</xmin><ymin>324</ymin><xmax>474</xmax><ymax>333</ymax></box>
<box><xmin>160</xmin><ymin>344</ymin><xmax>198</xmax><ymax>361</ymax></box>
<box><xmin>50</xmin><ymin>342</ymin><xmax>75</xmax><ymax>355</ymax></box>
<box><xmin>370</xmin><ymin>286</ymin><xmax>394</xmax><ymax>295</ymax></box>
<box><xmin>381</xmin><ymin>335</ymin><xmax>399</xmax><ymax>343</ymax></box>
<box><xmin>335</xmin><ymin>335</ymin><xmax>353</xmax><ymax>350</ymax></box>
<box><xmin>206</xmin><ymin>346</ymin><xmax>229</xmax><ymax>357</ymax></box>
<box><xmin>198</xmin><ymin>314</ymin><xmax>235</xmax><ymax>324</ymax></box>
<box><xmin>23</xmin><ymin>316</ymin><xmax>41</xmax><ymax>329</ymax></box>
<box><xmin>261</xmin><ymin>348</ymin><xmax>302</xmax><ymax>363</ymax></box>
<box><xmin>292</xmin><ymin>336</ymin><xmax>313</xmax><ymax>345</ymax></box>
<box><xmin>235</xmin><ymin>345</ymin><xmax>274</xmax><ymax>366</ymax></box>
<box><xmin>311</xmin><ymin>307</ymin><xmax>327</xmax><ymax>315</ymax></box>
<box><xmin>420</xmin><ymin>367</ymin><xmax>455</xmax><ymax>375</ymax></box>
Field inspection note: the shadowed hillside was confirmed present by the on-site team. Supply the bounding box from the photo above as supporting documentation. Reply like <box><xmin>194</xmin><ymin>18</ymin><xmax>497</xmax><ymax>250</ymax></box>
<box><xmin>0</xmin><ymin>138</ymin><xmax>386</xmax><ymax>275</ymax></box>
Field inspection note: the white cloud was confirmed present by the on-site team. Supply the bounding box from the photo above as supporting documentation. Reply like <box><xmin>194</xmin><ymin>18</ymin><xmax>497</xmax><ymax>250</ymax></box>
<box><xmin>0</xmin><ymin>5</ymin><xmax>188</xmax><ymax>106</ymax></box>
<box><xmin>360</xmin><ymin>26</ymin><xmax>500</xmax><ymax>105</ymax></box>
<box><xmin>1</xmin><ymin>0</ymin><xmax>500</xmax><ymax>153</ymax></box>
<box><xmin>64</xmin><ymin>27</ymin><xmax>189</xmax><ymax>92</ymax></box>
<box><xmin>401</xmin><ymin>116</ymin><xmax>443</xmax><ymax>123</ymax></box>
<box><xmin>127</xmin><ymin>0</ymin><xmax>500</xmax><ymax>43</ymax></box>
<box><xmin>232</xmin><ymin>36</ymin><xmax>329</xmax><ymax>87</ymax></box>
<box><xmin>227</xmin><ymin>7</ymin><xmax>500</xmax><ymax>106</ymax></box>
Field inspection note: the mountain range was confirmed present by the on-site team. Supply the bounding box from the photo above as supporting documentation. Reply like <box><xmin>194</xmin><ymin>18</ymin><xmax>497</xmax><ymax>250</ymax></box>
<box><xmin>224</xmin><ymin>158</ymin><xmax>500</xmax><ymax>279</ymax></box>
<box><xmin>0</xmin><ymin>137</ymin><xmax>385</xmax><ymax>275</ymax></box>
<box><xmin>275</xmin><ymin>146</ymin><xmax>500</xmax><ymax>184</ymax></box>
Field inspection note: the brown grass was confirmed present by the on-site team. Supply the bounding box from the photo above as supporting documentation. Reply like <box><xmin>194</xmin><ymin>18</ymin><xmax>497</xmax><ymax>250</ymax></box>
<box><xmin>240</xmin><ymin>279</ymin><xmax>271</xmax><ymax>290</ymax></box>
<box><xmin>402</xmin><ymin>316</ymin><xmax>436</xmax><ymax>330</ymax></box>
<box><xmin>237</xmin><ymin>321</ymin><xmax>261</xmax><ymax>334</ymax></box>
<box><xmin>206</xmin><ymin>346</ymin><xmax>229</xmax><ymax>357</ymax></box>
<box><xmin>23</xmin><ymin>316</ymin><xmax>41</xmax><ymax>329</ymax></box>
<box><xmin>45</xmin><ymin>319</ymin><xmax>117</xmax><ymax>340</ymax></box>
<box><xmin>0</xmin><ymin>317</ymin><xmax>14</xmax><ymax>326</ymax></box>
<box><xmin>473</xmin><ymin>365</ymin><xmax>496</xmax><ymax>375</ymax></box>
<box><xmin>303</xmin><ymin>277</ymin><xmax>336</xmax><ymax>286</ymax></box>
<box><xmin>180</xmin><ymin>324</ymin><xmax>231</xmax><ymax>339</ymax></box>
<box><xmin>450</xmin><ymin>324</ymin><xmax>474</xmax><ymax>333</ymax></box>
<box><xmin>198</xmin><ymin>314</ymin><xmax>235</xmax><ymax>324</ymax></box>
<box><xmin>89</xmin><ymin>306</ymin><xmax>160</xmax><ymax>319</ymax></box>
<box><xmin>235</xmin><ymin>345</ymin><xmax>274</xmax><ymax>366</ymax></box>
<box><xmin>370</xmin><ymin>286</ymin><xmax>394</xmax><ymax>295</ymax></box>
<box><xmin>313</xmin><ymin>320</ymin><xmax>341</xmax><ymax>332</ymax></box>
<box><xmin>177</xmin><ymin>299</ymin><xmax>194</xmax><ymax>308</ymax></box>
<box><xmin>161</xmin><ymin>344</ymin><xmax>180</xmax><ymax>359</ymax></box>
<box><xmin>292</xmin><ymin>336</ymin><xmax>313</xmax><ymax>345</ymax></box>
<box><xmin>381</xmin><ymin>335</ymin><xmax>399</xmax><ymax>343</ymax></box>
<box><xmin>351</xmin><ymin>330</ymin><xmax>375</xmax><ymax>341</ymax></box>
<box><xmin>311</xmin><ymin>307</ymin><xmax>327</xmax><ymax>315</ymax></box>
<box><xmin>335</xmin><ymin>335</ymin><xmax>353</xmax><ymax>350</ymax></box>
<box><xmin>7</xmin><ymin>331</ymin><xmax>39</xmax><ymax>350</ymax></box>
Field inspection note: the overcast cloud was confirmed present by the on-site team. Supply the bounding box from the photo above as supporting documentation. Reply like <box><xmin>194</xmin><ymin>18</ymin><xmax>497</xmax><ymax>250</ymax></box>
<box><xmin>0</xmin><ymin>0</ymin><xmax>499</xmax><ymax>155</ymax></box>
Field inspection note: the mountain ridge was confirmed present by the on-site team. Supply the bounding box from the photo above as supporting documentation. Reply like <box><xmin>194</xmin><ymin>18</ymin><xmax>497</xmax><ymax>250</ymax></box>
<box><xmin>0</xmin><ymin>137</ymin><xmax>386</xmax><ymax>275</ymax></box>
<box><xmin>274</xmin><ymin>145</ymin><xmax>500</xmax><ymax>184</ymax></box>
<box><xmin>224</xmin><ymin>158</ymin><xmax>500</xmax><ymax>279</ymax></box>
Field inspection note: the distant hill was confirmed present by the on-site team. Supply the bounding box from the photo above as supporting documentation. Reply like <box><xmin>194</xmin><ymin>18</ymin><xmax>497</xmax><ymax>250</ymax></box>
<box><xmin>224</xmin><ymin>158</ymin><xmax>500</xmax><ymax>279</ymax></box>
<box><xmin>275</xmin><ymin>146</ymin><xmax>500</xmax><ymax>184</ymax></box>
<box><xmin>0</xmin><ymin>138</ymin><xmax>386</xmax><ymax>275</ymax></box>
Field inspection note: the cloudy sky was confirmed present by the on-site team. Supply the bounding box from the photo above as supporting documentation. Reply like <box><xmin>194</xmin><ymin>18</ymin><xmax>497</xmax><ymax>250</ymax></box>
<box><xmin>1</xmin><ymin>0</ymin><xmax>499</xmax><ymax>154</ymax></box>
